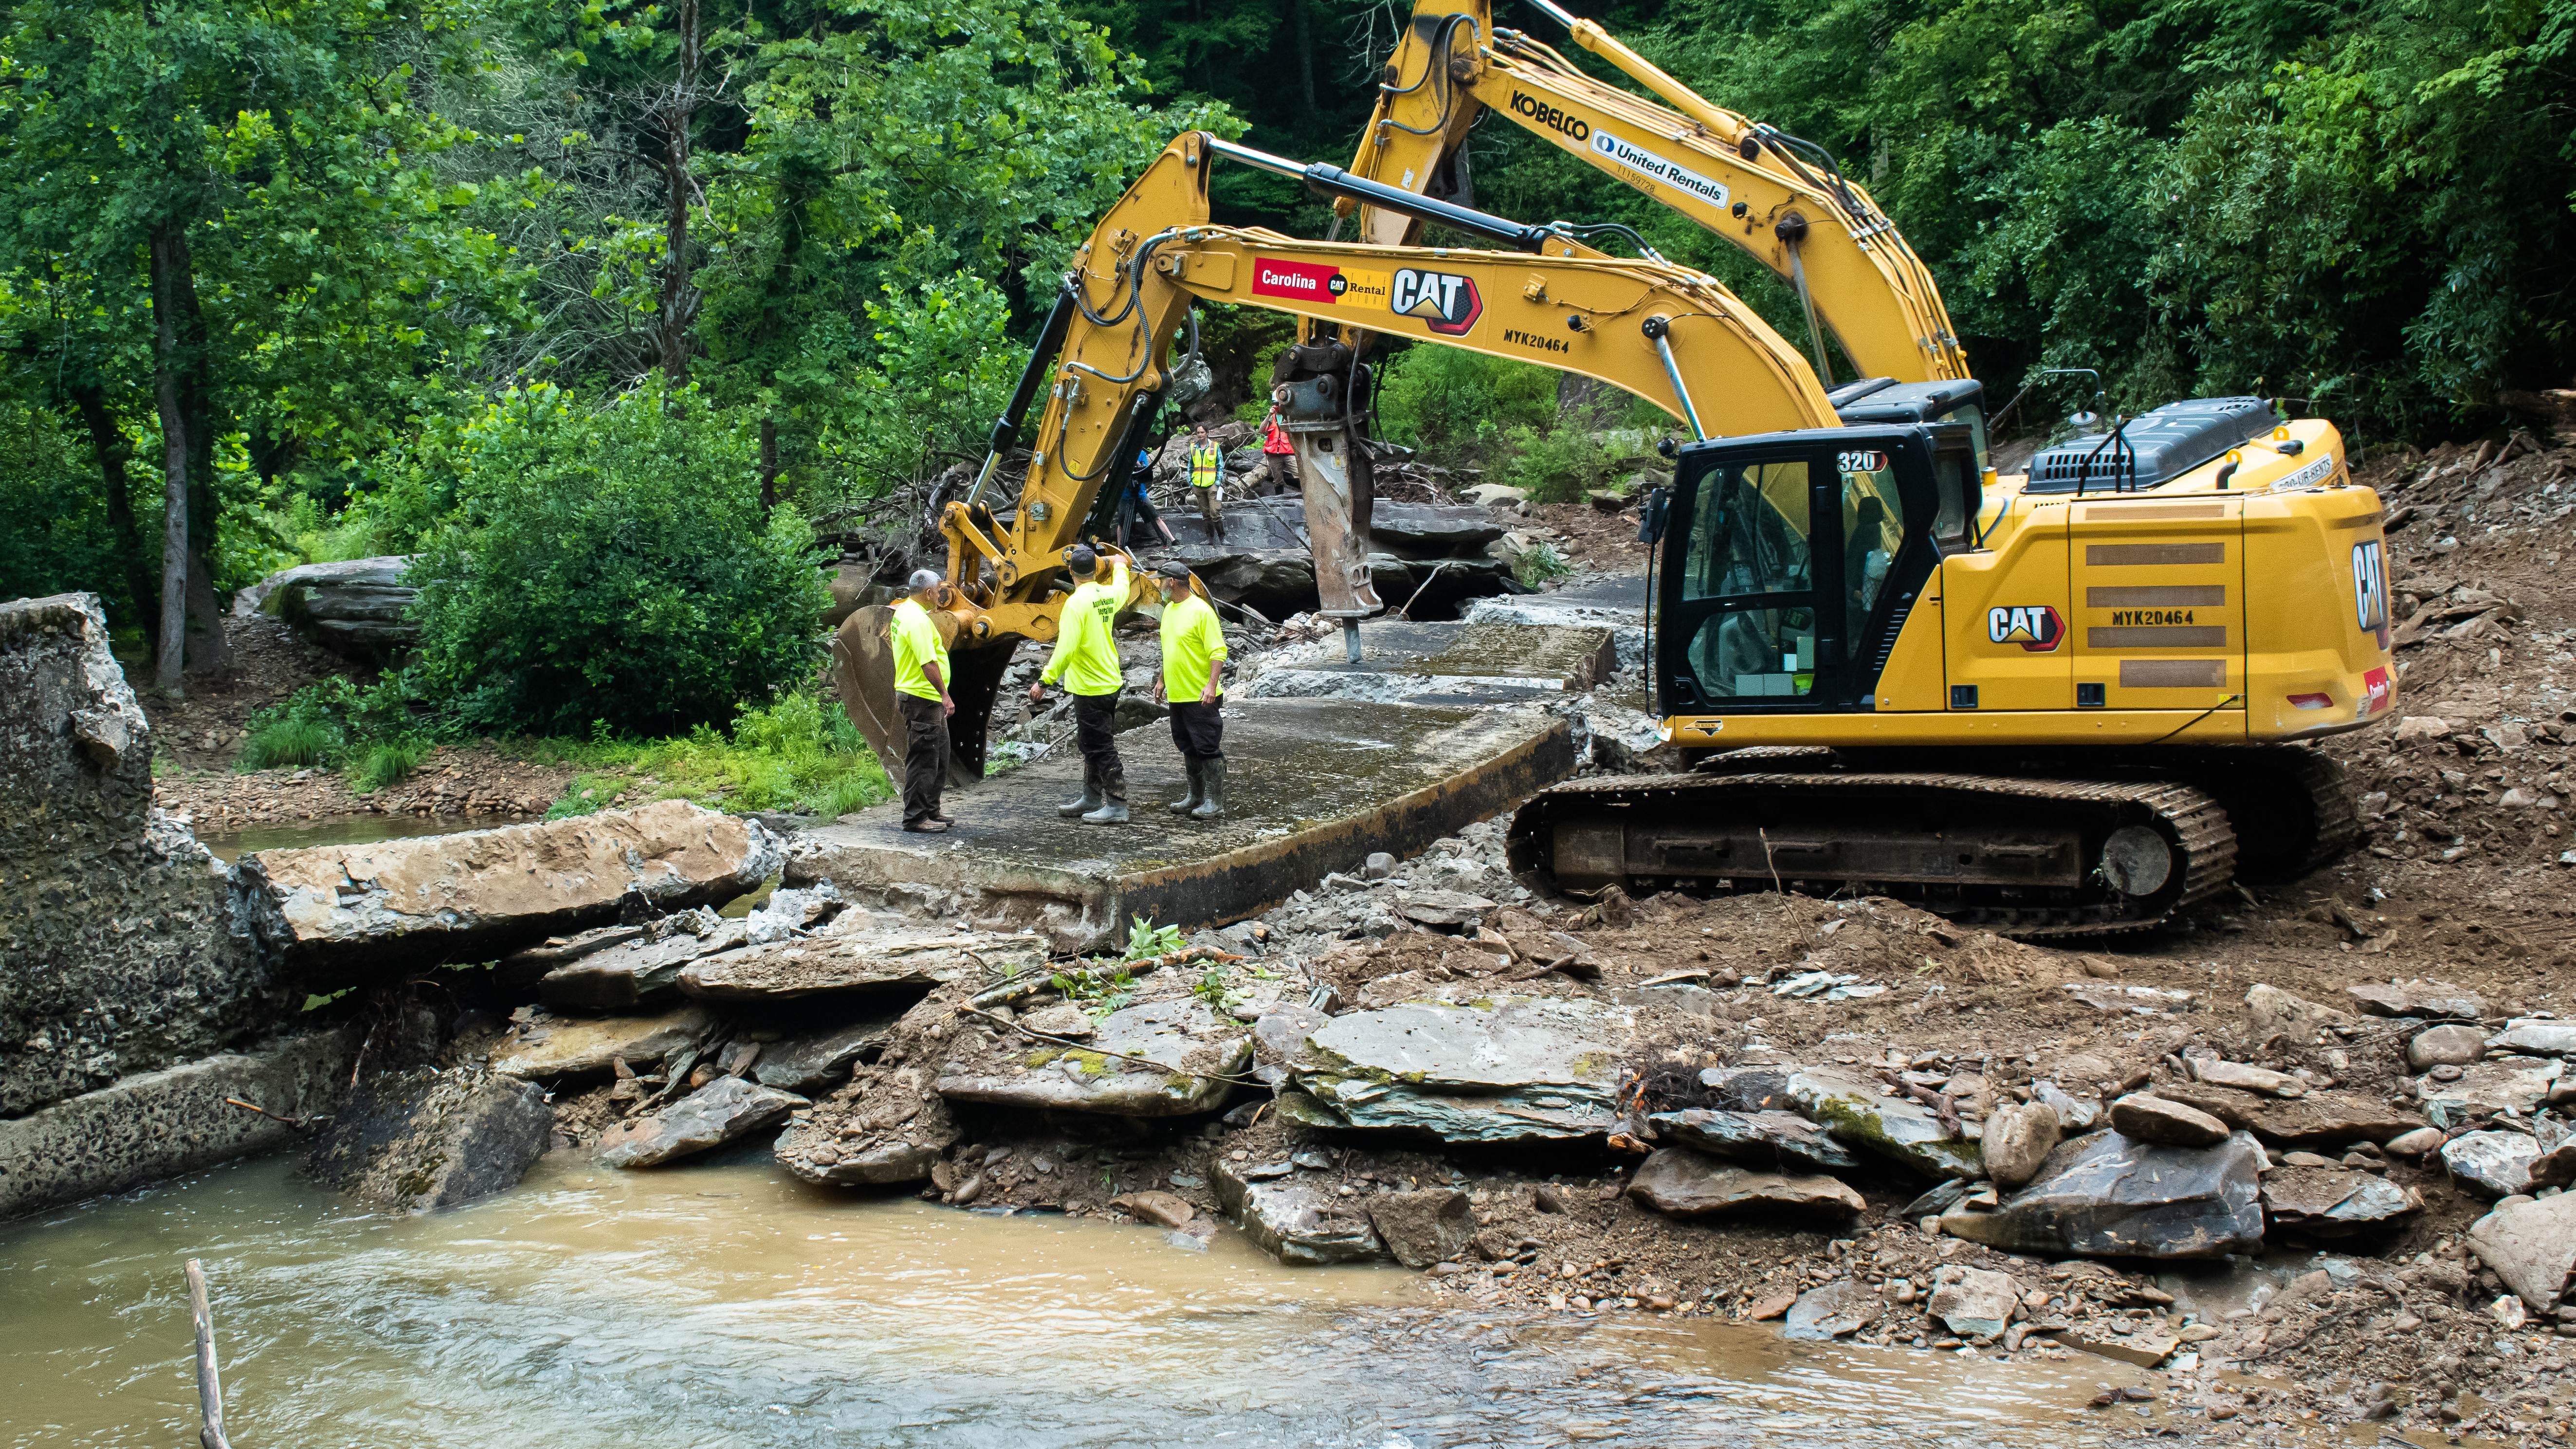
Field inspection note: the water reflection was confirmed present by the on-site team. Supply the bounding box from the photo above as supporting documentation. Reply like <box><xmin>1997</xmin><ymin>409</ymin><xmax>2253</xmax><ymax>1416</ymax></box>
<box><xmin>0</xmin><ymin>1148</ymin><xmax>2165</xmax><ymax>1448</ymax></box>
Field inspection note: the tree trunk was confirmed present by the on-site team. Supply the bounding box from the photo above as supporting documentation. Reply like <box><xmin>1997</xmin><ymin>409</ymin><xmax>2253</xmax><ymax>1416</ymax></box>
<box><xmin>1298</xmin><ymin>1</ymin><xmax>1317</xmax><ymax>110</ymax></box>
<box><xmin>759</xmin><ymin>415</ymin><xmax>779</xmax><ymax>512</ymax></box>
<box><xmin>72</xmin><ymin>384</ymin><xmax>161</xmax><ymax>647</ymax></box>
<box><xmin>168</xmin><ymin>233</ymin><xmax>231</xmax><ymax>678</ymax></box>
<box><xmin>149</xmin><ymin>227</ymin><xmax>191</xmax><ymax>695</ymax></box>
<box><xmin>657</xmin><ymin>0</ymin><xmax>701</xmax><ymax>384</ymax></box>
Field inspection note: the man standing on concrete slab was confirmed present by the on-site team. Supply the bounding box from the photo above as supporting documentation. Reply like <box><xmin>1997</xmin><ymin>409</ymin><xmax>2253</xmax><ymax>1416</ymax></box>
<box><xmin>1150</xmin><ymin>560</ymin><xmax>1228</xmax><ymax>820</ymax></box>
<box><xmin>1186</xmin><ymin>426</ymin><xmax>1227</xmax><ymax>544</ymax></box>
<box><xmin>890</xmin><ymin>569</ymin><xmax>955</xmax><ymax>834</ymax></box>
<box><xmin>1030</xmin><ymin>546</ymin><xmax>1130</xmax><ymax>825</ymax></box>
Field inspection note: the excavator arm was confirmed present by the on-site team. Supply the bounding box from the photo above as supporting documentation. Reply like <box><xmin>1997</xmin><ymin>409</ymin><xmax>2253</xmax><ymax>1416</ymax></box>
<box><xmin>1347</xmin><ymin>0</ymin><xmax>1968</xmax><ymax>386</ymax></box>
<box><xmin>834</xmin><ymin>130</ymin><xmax>1841</xmax><ymax>787</ymax></box>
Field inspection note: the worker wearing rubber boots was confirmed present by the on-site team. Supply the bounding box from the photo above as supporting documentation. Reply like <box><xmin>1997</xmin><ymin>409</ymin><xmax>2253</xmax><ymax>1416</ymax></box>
<box><xmin>1186</xmin><ymin>427</ymin><xmax>1227</xmax><ymax>544</ymax></box>
<box><xmin>1150</xmin><ymin>560</ymin><xmax>1228</xmax><ymax>820</ymax></box>
<box><xmin>889</xmin><ymin>569</ymin><xmax>956</xmax><ymax>834</ymax></box>
<box><xmin>1030</xmin><ymin>546</ymin><xmax>1130</xmax><ymax>825</ymax></box>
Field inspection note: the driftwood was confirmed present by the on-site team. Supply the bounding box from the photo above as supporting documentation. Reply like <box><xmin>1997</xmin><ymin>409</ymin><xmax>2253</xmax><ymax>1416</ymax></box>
<box><xmin>184</xmin><ymin>1258</ymin><xmax>233</xmax><ymax>1449</ymax></box>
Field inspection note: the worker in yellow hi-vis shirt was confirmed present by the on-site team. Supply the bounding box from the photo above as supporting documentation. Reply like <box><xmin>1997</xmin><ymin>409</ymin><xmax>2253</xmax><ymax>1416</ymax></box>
<box><xmin>1186</xmin><ymin>426</ymin><xmax>1227</xmax><ymax>544</ymax></box>
<box><xmin>888</xmin><ymin>569</ymin><xmax>955</xmax><ymax>834</ymax></box>
<box><xmin>1028</xmin><ymin>546</ymin><xmax>1131</xmax><ymax>825</ymax></box>
<box><xmin>1149</xmin><ymin>559</ymin><xmax>1229</xmax><ymax>820</ymax></box>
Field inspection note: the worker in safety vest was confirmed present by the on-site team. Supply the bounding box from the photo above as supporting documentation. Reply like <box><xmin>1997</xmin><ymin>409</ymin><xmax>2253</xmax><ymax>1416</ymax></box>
<box><xmin>1150</xmin><ymin>559</ymin><xmax>1229</xmax><ymax>820</ymax></box>
<box><xmin>1028</xmin><ymin>546</ymin><xmax>1131</xmax><ymax>825</ymax></box>
<box><xmin>1186</xmin><ymin>426</ymin><xmax>1227</xmax><ymax>544</ymax></box>
<box><xmin>889</xmin><ymin>569</ymin><xmax>955</xmax><ymax>833</ymax></box>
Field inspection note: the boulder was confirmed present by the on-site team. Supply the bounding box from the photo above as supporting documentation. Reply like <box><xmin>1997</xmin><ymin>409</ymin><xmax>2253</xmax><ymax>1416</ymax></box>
<box><xmin>2259</xmin><ymin>1167</ymin><xmax>2421</xmax><ymax>1236</ymax></box>
<box><xmin>2440</xmin><ymin>1130</ymin><xmax>2540</xmax><ymax>1197</ymax></box>
<box><xmin>2189</xmin><ymin>1059</ymin><xmax>2304</xmax><ymax>1098</ymax></box>
<box><xmin>2415</xmin><ymin>1056</ymin><xmax>2564</xmax><ymax>1118</ymax></box>
<box><xmin>264</xmin><ymin>556</ymin><xmax>418</xmax><ymax>656</ymax></box>
<box><xmin>1626</xmin><ymin>1148</ymin><xmax>1864</xmax><ymax>1219</ymax></box>
<box><xmin>2108</xmin><ymin>1094</ymin><xmax>2229</xmax><ymax>1148</ymax></box>
<box><xmin>305</xmin><ymin>1067</ymin><xmax>552</xmax><ymax>1213</ymax></box>
<box><xmin>2154</xmin><ymin>1084</ymin><xmax>2425</xmax><ymax>1147</ymax></box>
<box><xmin>1781</xmin><ymin>1280</ymin><xmax>1879</xmax><ymax>1340</ymax></box>
<box><xmin>1214</xmin><ymin>1160</ymin><xmax>1384</xmax><ymax>1266</ymax></box>
<box><xmin>1927</xmin><ymin>1265</ymin><xmax>2021</xmax><ymax>1339</ymax></box>
<box><xmin>1291</xmin><ymin>996</ymin><xmax>1628</xmax><ymax>1143</ymax></box>
<box><xmin>1982</xmin><ymin>1101</ymin><xmax>2063</xmax><ymax>1190</ymax></box>
<box><xmin>1787</xmin><ymin>1067</ymin><xmax>1983</xmax><ymax>1179</ymax></box>
<box><xmin>492</xmin><ymin>1005</ymin><xmax>710</xmax><ymax>1080</ymax></box>
<box><xmin>2033</xmin><ymin>1081</ymin><xmax>2102</xmax><ymax>1133</ymax></box>
<box><xmin>2466</xmin><ymin>1193</ymin><xmax>2576</xmax><ymax>1313</ymax></box>
<box><xmin>2384</xmin><ymin>1126</ymin><xmax>2445</xmax><ymax>1158</ymax></box>
<box><xmin>1939</xmin><ymin>1130</ymin><xmax>2266</xmax><ymax>1261</ymax></box>
<box><xmin>539</xmin><ymin>914</ymin><xmax>747</xmax><ymax>1011</ymax></box>
<box><xmin>751</xmin><ymin>1014</ymin><xmax>900</xmax><ymax>1094</ymax></box>
<box><xmin>594</xmin><ymin>1075</ymin><xmax>804</xmax><ymax>1169</ymax></box>
<box><xmin>2348</xmin><ymin>978</ymin><xmax>2485</xmax><ymax>1019</ymax></box>
<box><xmin>1368</xmin><ymin>1189</ymin><xmax>1477</xmax><ymax>1267</ymax></box>
<box><xmin>2490</xmin><ymin>1018</ymin><xmax>2576</xmax><ymax>1057</ymax></box>
<box><xmin>238</xmin><ymin>801</ymin><xmax>782</xmax><ymax>984</ymax></box>
<box><xmin>937</xmin><ymin>996</ymin><xmax>1251</xmax><ymax>1117</ymax></box>
<box><xmin>2409</xmin><ymin>1024</ymin><xmax>2491</xmax><ymax>1069</ymax></box>
<box><xmin>681</xmin><ymin>930</ymin><xmax>1042</xmax><ymax>1001</ymax></box>
<box><xmin>1645</xmin><ymin>1108</ymin><xmax>1862</xmax><ymax>1172</ymax></box>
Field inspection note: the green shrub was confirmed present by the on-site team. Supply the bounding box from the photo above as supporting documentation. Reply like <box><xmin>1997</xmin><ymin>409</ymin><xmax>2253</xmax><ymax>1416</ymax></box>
<box><xmin>1375</xmin><ymin>346</ymin><xmax>1560</xmax><ymax>450</ymax></box>
<box><xmin>1500</xmin><ymin>422</ymin><xmax>1618</xmax><ymax>505</ymax></box>
<box><xmin>1512</xmin><ymin>540</ymin><xmax>1573</xmax><ymax>587</ymax></box>
<box><xmin>536</xmin><ymin>693</ymin><xmax>891</xmax><ymax>820</ymax></box>
<box><xmin>406</xmin><ymin>380</ymin><xmax>830</xmax><ymax>736</ymax></box>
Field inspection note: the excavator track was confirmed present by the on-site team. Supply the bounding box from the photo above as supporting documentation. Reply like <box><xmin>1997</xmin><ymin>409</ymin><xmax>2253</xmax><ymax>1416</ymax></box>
<box><xmin>1510</xmin><ymin>767</ymin><xmax>2242</xmax><ymax>939</ymax></box>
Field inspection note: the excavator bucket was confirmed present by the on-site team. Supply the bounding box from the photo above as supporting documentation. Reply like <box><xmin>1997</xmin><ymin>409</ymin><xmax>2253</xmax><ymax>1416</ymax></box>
<box><xmin>831</xmin><ymin>604</ymin><xmax>1016</xmax><ymax>794</ymax></box>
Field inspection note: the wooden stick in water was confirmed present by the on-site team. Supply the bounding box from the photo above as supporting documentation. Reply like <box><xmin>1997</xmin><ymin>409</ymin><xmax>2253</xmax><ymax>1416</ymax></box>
<box><xmin>183</xmin><ymin>1258</ymin><xmax>232</xmax><ymax>1449</ymax></box>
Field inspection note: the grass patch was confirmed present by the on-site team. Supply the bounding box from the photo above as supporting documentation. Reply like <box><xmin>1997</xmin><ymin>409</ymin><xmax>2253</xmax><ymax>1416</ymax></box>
<box><xmin>349</xmin><ymin>738</ymin><xmax>433</xmax><ymax>792</ymax></box>
<box><xmin>242</xmin><ymin>716</ymin><xmax>341</xmax><ymax>770</ymax></box>
<box><xmin>531</xmin><ymin>693</ymin><xmax>893</xmax><ymax>820</ymax></box>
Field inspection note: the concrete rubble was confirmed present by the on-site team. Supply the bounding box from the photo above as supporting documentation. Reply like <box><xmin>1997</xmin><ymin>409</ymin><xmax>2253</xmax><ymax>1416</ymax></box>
<box><xmin>307</xmin><ymin>1065</ymin><xmax>553</xmax><ymax>1212</ymax></box>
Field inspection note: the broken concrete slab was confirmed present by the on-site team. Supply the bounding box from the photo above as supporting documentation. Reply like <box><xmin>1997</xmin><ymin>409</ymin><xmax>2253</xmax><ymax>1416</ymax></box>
<box><xmin>1645</xmin><ymin>1108</ymin><xmax>1862</xmax><ymax>1172</ymax></box>
<box><xmin>937</xmin><ymin>997</ymin><xmax>1252</xmax><ymax>1117</ymax></box>
<box><xmin>2490</xmin><ymin>1018</ymin><xmax>2576</xmax><ymax>1056</ymax></box>
<box><xmin>2259</xmin><ymin>1166</ymin><xmax>2420</xmax><ymax>1236</ymax></box>
<box><xmin>307</xmin><ymin>1066</ymin><xmax>551</xmax><ymax>1213</ymax></box>
<box><xmin>751</xmin><ymin>1013</ymin><xmax>899</xmax><ymax>1094</ymax></box>
<box><xmin>540</xmin><ymin>912</ymin><xmax>745</xmax><ymax>1011</ymax></box>
<box><xmin>2347</xmin><ymin>978</ymin><xmax>2485</xmax><ymax>1019</ymax></box>
<box><xmin>2441</xmin><ymin>1130</ymin><xmax>2540</xmax><ymax>1197</ymax></box>
<box><xmin>594</xmin><ymin>1075</ymin><xmax>804</xmax><ymax>1168</ymax></box>
<box><xmin>1368</xmin><ymin>1189</ymin><xmax>1477</xmax><ymax>1267</ymax></box>
<box><xmin>1626</xmin><ymin>1148</ymin><xmax>1864</xmax><ymax>1219</ymax></box>
<box><xmin>1215</xmin><ymin>1160</ymin><xmax>1385</xmax><ymax>1266</ymax></box>
<box><xmin>491</xmin><ymin>1005</ymin><xmax>711</xmax><ymax>1080</ymax></box>
<box><xmin>1939</xmin><ymin>1130</ymin><xmax>2266</xmax><ymax>1261</ymax></box>
<box><xmin>1787</xmin><ymin>1068</ymin><xmax>1984</xmax><ymax>1180</ymax></box>
<box><xmin>1928</xmin><ymin>1265</ymin><xmax>2021</xmax><ymax>1339</ymax></box>
<box><xmin>0</xmin><ymin>1028</ymin><xmax>356</xmax><ymax>1221</ymax></box>
<box><xmin>785</xmin><ymin>698</ymin><xmax>1572</xmax><ymax>951</ymax></box>
<box><xmin>1292</xmin><ymin>996</ymin><xmax>1626</xmax><ymax>1143</ymax></box>
<box><xmin>679</xmin><ymin>930</ymin><xmax>1044</xmax><ymax>1001</ymax></box>
<box><xmin>1781</xmin><ymin>1280</ymin><xmax>1879</xmax><ymax>1340</ymax></box>
<box><xmin>2155</xmin><ymin>1084</ymin><xmax>2425</xmax><ymax>1148</ymax></box>
<box><xmin>1465</xmin><ymin>574</ymin><xmax>1648</xmax><ymax>673</ymax></box>
<box><xmin>2466</xmin><ymin>1193</ymin><xmax>2576</xmax><ymax>1313</ymax></box>
<box><xmin>1245</xmin><ymin>620</ymin><xmax>1616</xmax><ymax>706</ymax></box>
<box><xmin>239</xmin><ymin>800</ymin><xmax>782</xmax><ymax>984</ymax></box>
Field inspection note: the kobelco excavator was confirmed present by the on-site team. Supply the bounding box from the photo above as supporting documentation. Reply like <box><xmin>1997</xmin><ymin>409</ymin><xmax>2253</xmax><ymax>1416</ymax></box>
<box><xmin>840</xmin><ymin>132</ymin><xmax>2394</xmax><ymax>936</ymax></box>
<box><xmin>1344</xmin><ymin>0</ymin><xmax>1972</xmax><ymax>408</ymax></box>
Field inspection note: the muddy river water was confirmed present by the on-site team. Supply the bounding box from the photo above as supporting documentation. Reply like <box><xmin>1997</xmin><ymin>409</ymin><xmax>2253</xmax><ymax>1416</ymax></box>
<box><xmin>0</xmin><ymin>1146</ymin><xmax>2209</xmax><ymax>1449</ymax></box>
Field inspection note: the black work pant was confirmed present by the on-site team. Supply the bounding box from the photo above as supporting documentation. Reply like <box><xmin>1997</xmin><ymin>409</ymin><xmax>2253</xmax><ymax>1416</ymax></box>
<box><xmin>1074</xmin><ymin>689</ymin><xmax>1125</xmax><ymax>799</ymax></box>
<box><xmin>1168</xmin><ymin>697</ymin><xmax>1224</xmax><ymax>761</ymax></box>
<box><xmin>898</xmin><ymin>692</ymin><xmax>948</xmax><ymax>825</ymax></box>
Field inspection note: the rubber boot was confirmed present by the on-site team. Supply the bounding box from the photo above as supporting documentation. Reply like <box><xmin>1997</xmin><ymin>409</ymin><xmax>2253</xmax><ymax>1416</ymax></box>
<box><xmin>1167</xmin><ymin>756</ymin><xmax>1205</xmax><ymax>815</ymax></box>
<box><xmin>1190</xmin><ymin>756</ymin><xmax>1226</xmax><ymax>821</ymax></box>
<box><xmin>1083</xmin><ymin>766</ymin><xmax>1130</xmax><ymax>825</ymax></box>
<box><xmin>1059</xmin><ymin>763</ymin><xmax>1103</xmax><ymax>819</ymax></box>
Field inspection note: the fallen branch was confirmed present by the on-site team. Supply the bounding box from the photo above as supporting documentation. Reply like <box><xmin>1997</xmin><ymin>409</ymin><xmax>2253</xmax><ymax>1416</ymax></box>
<box><xmin>222</xmin><ymin>1097</ymin><xmax>304</xmax><ymax>1129</ymax></box>
<box><xmin>185</xmin><ymin>1258</ymin><xmax>233</xmax><ymax>1449</ymax></box>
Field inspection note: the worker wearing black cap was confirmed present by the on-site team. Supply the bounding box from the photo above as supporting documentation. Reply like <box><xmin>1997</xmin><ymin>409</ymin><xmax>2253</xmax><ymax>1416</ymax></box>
<box><xmin>1029</xmin><ymin>545</ymin><xmax>1131</xmax><ymax>825</ymax></box>
<box><xmin>1150</xmin><ymin>560</ymin><xmax>1228</xmax><ymax>819</ymax></box>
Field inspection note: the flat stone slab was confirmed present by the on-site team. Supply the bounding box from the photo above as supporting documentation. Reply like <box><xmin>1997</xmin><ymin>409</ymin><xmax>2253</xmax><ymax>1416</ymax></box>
<box><xmin>595</xmin><ymin>1075</ymin><xmax>804</xmax><ymax>1168</ymax></box>
<box><xmin>2260</xmin><ymin>1166</ymin><xmax>2420</xmax><ymax>1235</ymax></box>
<box><xmin>1781</xmin><ymin>1280</ymin><xmax>1879</xmax><ymax>1340</ymax></box>
<box><xmin>937</xmin><ymin>997</ymin><xmax>1252</xmax><ymax>1117</ymax></box>
<box><xmin>1291</xmin><ymin>995</ymin><xmax>1627</xmax><ymax>1143</ymax></box>
<box><xmin>2442</xmin><ymin>1130</ymin><xmax>2540</xmax><ymax>1197</ymax></box>
<box><xmin>680</xmin><ymin>930</ymin><xmax>1045</xmax><ymax>1001</ymax></box>
<box><xmin>2348</xmin><ymin>978</ymin><xmax>2485</xmax><ymax>1019</ymax></box>
<box><xmin>1646</xmin><ymin>1107</ymin><xmax>1862</xmax><ymax>1171</ymax></box>
<box><xmin>2490</xmin><ymin>1018</ymin><xmax>2576</xmax><ymax>1056</ymax></box>
<box><xmin>2468</xmin><ymin>1193</ymin><xmax>2576</xmax><ymax>1312</ymax></box>
<box><xmin>1215</xmin><ymin>1159</ymin><xmax>1384</xmax><ymax>1266</ymax></box>
<box><xmin>239</xmin><ymin>800</ymin><xmax>781</xmax><ymax>985</ymax></box>
<box><xmin>1789</xmin><ymin>1067</ymin><xmax>1985</xmax><ymax>1179</ymax></box>
<box><xmin>785</xmin><ymin>698</ymin><xmax>1571</xmax><ymax>951</ymax></box>
<box><xmin>752</xmin><ymin>1014</ymin><xmax>900</xmax><ymax>1094</ymax></box>
<box><xmin>2415</xmin><ymin>1056</ymin><xmax>2564</xmax><ymax>1118</ymax></box>
<box><xmin>1940</xmin><ymin>1129</ymin><xmax>2265</xmax><ymax>1261</ymax></box>
<box><xmin>491</xmin><ymin>1005</ymin><xmax>711</xmax><ymax>1080</ymax></box>
<box><xmin>1626</xmin><ymin>1148</ymin><xmax>1863</xmax><ymax>1218</ymax></box>
<box><xmin>540</xmin><ymin>916</ymin><xmax>748</xmax><ymax>1011</ymax></box>
<box><xmin>1247</xmin><ymin>621</ymin><xmax>1616</xmax><ymax>705</ymax></box>
<box><xmin>2156</xmin><ymin>1084</ymin><xmax>2424</xmax><ymax>1147</ymax></box>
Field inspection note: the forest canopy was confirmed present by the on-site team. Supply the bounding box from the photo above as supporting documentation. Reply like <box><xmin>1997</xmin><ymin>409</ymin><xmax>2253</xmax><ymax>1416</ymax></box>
<box><xmin>2</xmin><ymin>0</ymin><xmax>2568</xmax><ymax>713</ymax></box>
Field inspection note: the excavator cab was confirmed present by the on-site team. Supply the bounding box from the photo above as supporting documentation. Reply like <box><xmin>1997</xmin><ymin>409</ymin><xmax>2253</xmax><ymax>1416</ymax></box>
<box><xmin>1827</xmin><ymin>378</ymin><xmax>1990</xmax><ymax>477</ymax></box>
<box><xmin>1660</xmin><ymin>422</ymin><xmax>1980</xmax><ymax>719</ymax></box>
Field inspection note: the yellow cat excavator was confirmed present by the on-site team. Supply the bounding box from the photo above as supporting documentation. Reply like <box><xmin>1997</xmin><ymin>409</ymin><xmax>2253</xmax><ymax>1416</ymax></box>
<box><xmin>842</xmin><ymin>132</ymin><xmax>2394</xmax><ymax>936</ymax></box>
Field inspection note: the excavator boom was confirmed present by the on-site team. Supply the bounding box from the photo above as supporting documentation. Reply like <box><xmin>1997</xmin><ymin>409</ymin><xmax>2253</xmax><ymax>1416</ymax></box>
<box><xmin>1348</xmin><ymin>0</ymin><xmax>1967</xmax><ymax>385</ymax></box>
